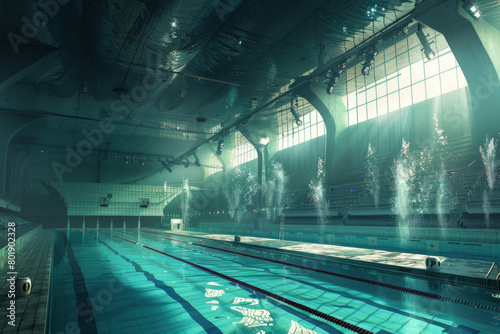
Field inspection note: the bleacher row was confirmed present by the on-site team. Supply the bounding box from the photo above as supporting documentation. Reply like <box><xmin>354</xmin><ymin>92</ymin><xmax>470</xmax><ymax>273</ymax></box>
<box><xmin>284</xmin><ymin>137</ymin><xmax>500</xmax><ymax>228</ymax></box>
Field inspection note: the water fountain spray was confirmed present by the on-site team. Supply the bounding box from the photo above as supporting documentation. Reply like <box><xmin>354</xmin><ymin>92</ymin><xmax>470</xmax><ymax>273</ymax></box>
<box><xmin>365</xmin><ymin>143</ymin><xmax>380</xmax><ymax>209</ymax></box>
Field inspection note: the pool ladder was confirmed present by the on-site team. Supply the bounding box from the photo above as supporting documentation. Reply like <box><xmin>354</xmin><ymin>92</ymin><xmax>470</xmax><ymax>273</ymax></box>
<box><xmin>485</xmin><ymin>262</ymin><xmax>500</xmax><ymax>281</ymax></box>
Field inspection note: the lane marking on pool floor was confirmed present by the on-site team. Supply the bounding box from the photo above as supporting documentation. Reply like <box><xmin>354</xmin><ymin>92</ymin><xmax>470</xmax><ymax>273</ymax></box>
<box><xmin>92</xmin><ymin>228</ymin><xmax>374</xmax><ymax>334</ymax></box>
<box><xmin>121</xmin><ymin>229</ymin><xmax>500</xmax><ymax>314</ymax></box>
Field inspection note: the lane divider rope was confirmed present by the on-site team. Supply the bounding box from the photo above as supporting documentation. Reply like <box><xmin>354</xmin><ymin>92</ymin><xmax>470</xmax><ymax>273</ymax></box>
<box><xmin>92</xmin><ymin>229</ymin><xmax>374</xmax><ymax>334</ymax></box>
<box><xmin>125</xmin><ymin>229</ymin><xmax>500</xmax><ymax>314</ymax></box>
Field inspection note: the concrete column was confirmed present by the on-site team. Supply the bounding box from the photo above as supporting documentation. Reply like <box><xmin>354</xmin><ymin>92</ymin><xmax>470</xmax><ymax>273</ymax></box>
<box><xmin>82</xmin><ymin>216</ymin><xmax>86</xmax><ymax>230</ymax></box>
<box><xmin>96</xmin><ymin>217</ymin><xmax>99</xmax><ymax>230</ymax></box>
<box><xmin>138</xmin><ymin>216</ymin><xmax>141</xmax><ymax>229</ymax></box>
<box><xmin>123</xmin><ymin>218</ymin><xmax>126</xmax><ymax>230</ymax></box>
<box><xmin>296</xmin><ymin>82</ymin><xmax>348</xmax><ymax>185</ymax></box>
<box><xmin>110</xmin><ymin>217</ymin><xmax>113</xmax><ymax>233</ymax></box>
<box><xmin>414</xmin><ymin>0</ymin><xmax>500</xmax><ymax>147</ymax></box>
<box><xmin>67</xmin><ymin>216</ymin><xmax>70</xmax><ymax>230</ymax></box>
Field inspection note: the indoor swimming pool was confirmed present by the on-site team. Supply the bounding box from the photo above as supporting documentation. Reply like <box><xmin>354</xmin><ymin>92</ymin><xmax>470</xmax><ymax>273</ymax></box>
<box><xmin>48</xmin><ymin>229</ymin><xmax>500</xmax><ymax>334</ymax></box>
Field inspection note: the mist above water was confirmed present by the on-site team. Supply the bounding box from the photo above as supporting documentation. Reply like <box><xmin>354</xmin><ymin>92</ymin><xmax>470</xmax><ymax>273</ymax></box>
<box><xmin>223</xmin><ymin>166</ymin><xmax>258</xmax><ymax>223</ymax></box>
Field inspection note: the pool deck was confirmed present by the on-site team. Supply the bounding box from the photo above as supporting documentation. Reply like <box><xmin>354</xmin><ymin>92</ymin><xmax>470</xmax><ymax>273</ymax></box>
<box><xmin>0</xmin><ymin>229</ymin><xmax>53</xmax><ymax>334</ymax></box>
<box><xmin>143</xmin><ymin>229</ymin><xmax>500</xmax><ymax>289</ymax></box>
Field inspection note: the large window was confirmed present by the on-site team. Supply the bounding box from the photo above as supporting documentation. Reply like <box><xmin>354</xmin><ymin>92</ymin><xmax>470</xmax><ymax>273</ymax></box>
<box><xmin>234</xmin><ymin>132</ymin><xmax>257</xmax><ymax>166</ymax></box>
<box><xmin>344</xmin><ymin>30</ymin><xmax>468</xmax><ymax>126</ymax></box>
<box><xmin>278</xmin><ymin>97</ymin><xmax>325</xmax><ymax>151</ymax></box>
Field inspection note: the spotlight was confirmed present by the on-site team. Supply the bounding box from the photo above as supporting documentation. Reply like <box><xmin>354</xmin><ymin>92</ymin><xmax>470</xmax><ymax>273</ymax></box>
<box><xmin>259</xmin><ymin>137</ymin><xmax>270</xmax><ymax>146</ymax></box>
<box><xmin>462</xmin><ymin>2</ymin><xmax>481</xmax><ymax>20</ymax></box>
<box><xmin>416</xmin><ymin>24</ymin><xmax>436</xmax><ymax>61</ymax></box>
<box><xmin>361</xmin><ymin>50</ymin><xmax>376</xmax><ymax>76</ymax></box>
<box><xmin>216</xmin><ymin>139</ymin><xmax>224</xmax><ymax>155</ymax></box>
<box><xmin>290</xmin><ymin>97</ymin><xmax>302</xmax><ymax>126</ymax></box>
<box><xmin>326</xmin><ymin>64</ymin><xmax>344</xmax><ymax>95</ymax></box>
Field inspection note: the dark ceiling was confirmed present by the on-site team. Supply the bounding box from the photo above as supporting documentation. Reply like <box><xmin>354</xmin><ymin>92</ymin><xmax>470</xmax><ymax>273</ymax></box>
<box><xmin>0</xmin><ymin>0</ymin><xmax>414</xmax><ymax>161</ymax></box>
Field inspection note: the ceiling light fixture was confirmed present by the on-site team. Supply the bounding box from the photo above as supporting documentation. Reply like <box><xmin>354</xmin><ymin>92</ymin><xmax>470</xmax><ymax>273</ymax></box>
<box><xmin>216</xmin><ymin>139</ymin><xmax>224</xmax><ymax>155</ymax></box>
<box><xmin>462</xmin><ymin>2</ymin><xmax>481</xmax><ymax>20</ymax></box>
<box><xmin>290</xmin><ymin>96</ymin><xmax>302</xmax><ymax>126</ymax></box>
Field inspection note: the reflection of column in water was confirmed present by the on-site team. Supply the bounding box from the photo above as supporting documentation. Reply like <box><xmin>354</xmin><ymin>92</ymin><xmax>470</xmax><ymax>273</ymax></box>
<box><xmin>110</xmin><ymin>217</ymin><xmax>113</xmax><ymax>233</ymax></box>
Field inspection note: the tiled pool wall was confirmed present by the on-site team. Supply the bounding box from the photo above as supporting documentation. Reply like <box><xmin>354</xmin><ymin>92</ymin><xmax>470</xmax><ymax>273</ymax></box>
<box><xmin>190</xmin><ymin>223</ymin><xmax>500</xmax><ymax>258</ymax></box>
<box><xmin>0</xmin><ymin>224</ymin><xmax>42</xmax><ymax>269</ymax></box>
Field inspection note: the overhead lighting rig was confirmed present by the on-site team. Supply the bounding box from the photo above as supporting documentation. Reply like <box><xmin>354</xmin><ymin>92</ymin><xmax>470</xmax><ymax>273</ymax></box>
<box><xmin>416</xmin><ymin>24</ymin><xmax>436</xmax><ymax>60</ymax></box>
<box><xmin>361</xmin><ymin>49</ymin><xmax>377</xmax><ymax>76</ymax></box>
<box><xmin>290</xmin><ymin>96</ymin><xmax>302</xmax><ymax>126</ymax></box>
<box><xmin>326</xmin><ymin>63</ymin><xmax>345</xmax><ymax>95</ymax></box>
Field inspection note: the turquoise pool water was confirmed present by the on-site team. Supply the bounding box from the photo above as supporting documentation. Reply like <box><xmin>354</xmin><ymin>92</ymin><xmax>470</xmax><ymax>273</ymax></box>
<box><xmin>48</xmin><ymin>229</ymin><xmax>500</xmax><ymax>333</ymax></box>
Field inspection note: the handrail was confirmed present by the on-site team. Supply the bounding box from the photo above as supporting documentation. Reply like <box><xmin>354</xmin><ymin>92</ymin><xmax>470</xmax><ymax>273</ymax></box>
<box><xmin>485</xmin><ymin>262</ymin><xmax>500</xmax><ymax>279</ymax></box>
<box><xmin>497</xmin><ymin>273</ymin><xmax>500</xmax><ymax>281</ymax></box>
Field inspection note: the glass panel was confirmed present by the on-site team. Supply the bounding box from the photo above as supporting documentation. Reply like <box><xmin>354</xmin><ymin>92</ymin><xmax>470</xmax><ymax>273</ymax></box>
<box><xmin>357</xmin><ymin>104</ymin><xmax>367</xmax><ymax>123</ymax></box>
<box><xmin>439</xmin><ymin>51</ymin><xmax>456</xmax><ymax>72</ymax></box>
<box><xmin>396</xmin><ymin>52</ymin><xmax>409</xmax><ymax>70</ymax></box>
<box><xmin>348</xmin><ymin>109</ymin><xmax>357</xmax><ymax>125</ymax></box>
<box><xmin>377</xmin><ymin>81</ymin><xmax>387</xmax><ymax>97</ymax></box>
<box><xmin>318</xmin><ymin>124</ymin><xmax>325</xmax><ymax>136</ymax></box>
<box><xmin>347</xmin><ymin>91</ymin><xmax>357</xmax><ymax>110</ymax></box>
<box><xmin>412</xmin><ymin>81</ymin><xmax>426</xmax><ymax>104</ymax></box>
<box><xmin>357</xmin><ymin>90</ymin><xmax>366</xmax><ymax>105</ymax></box>
<box><xmin>440</xmin><ymin>69</ymin><xmax>458</xmax><ymax>94</ymax></box>
<box><xmin>400</xmin><ymin>87</ymin><xmax>412</xmax><ymax>108</ymax></box>
<box><xmin>385</xmin><ymin>45</ymin><xmax>396</xmax><ymax>60</ymax></box>
<box><xmin>377</xmin><ymin>96</ymin><xmax>388</xmax><ymax>115</ymax></box>
<box><xmin>457</xmin><ymin>68</ymin><xmax>468</xmax><ymax>88</ymax></box>
<box><xmin>387</xmin><ymin>77</ymin><xmax>399</xmax><ymax>94</ymax></box>
<box><xmin>398</xmin><ymin>66</ymin><xmax>411</xmax><ymax>89</ymax></box>
<box><xmin>367</xmin><ymin>101</ymin><xmax>377</xmax><ymax>119</ymax></box>
<box><xmin>411</xmin><ymin>60</ymin><xmax>424</xmax><ymax>83</ymax></box>
<box><xmin>426</xmin><ymin>75</ymin><xmax>441</xmax><ymax>99</ymax></box>
<box><xmin>366</xmin><ymin>87</ymin><xmax>376</xmax><ymax>102</ymax></box>
<box><xmin>374</xmin><ymin>64</ymin><xmax>385</xmax><ymax>82</ymax></box>
<box><xmin>424</xmin><ymin>57</ymin><xmax>439</xmax><ymax>78</ymax></box>
<box><xmin>388</xmin><ymin>92</ymin><xmax>400</xmax><ymax>112</ymax></box>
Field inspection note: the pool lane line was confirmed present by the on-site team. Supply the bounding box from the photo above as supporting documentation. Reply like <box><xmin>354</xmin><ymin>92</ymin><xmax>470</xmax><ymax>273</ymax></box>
<box><xmin>93</xmin><ymin>229</ymin><xmax>374</xmax><ymax>334</ymax></box>
<box><xmin>124</xmin><ymin>229</ymin><xmax>500</xmax><ymax>314</ymax></box>
<box><xmin>79</xmin><ymin>228</ymin><xmax>91</xmax><ymax>236</ymax></box>
<box><xmin>62</xmin><ymin>232</ymin><xmax>98</xmax><ymax>334</ymax></box>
